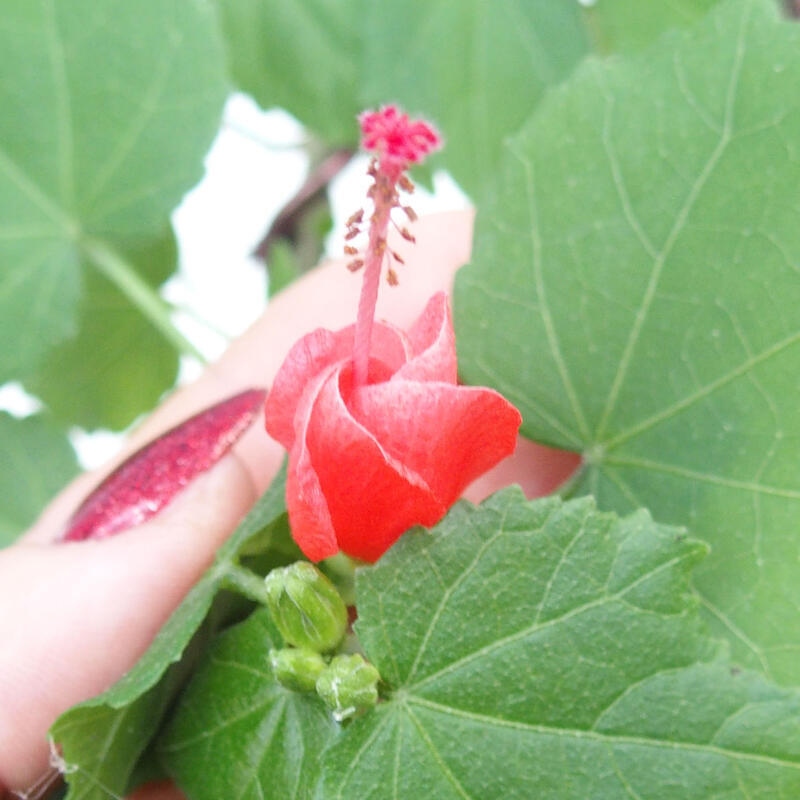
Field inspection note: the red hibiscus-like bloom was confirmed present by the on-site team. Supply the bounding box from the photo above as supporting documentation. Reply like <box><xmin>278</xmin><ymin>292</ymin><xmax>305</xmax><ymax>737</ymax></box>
<box><xmin>265</xmin><ymin>292</ymin><xmax>522</xmax><ymax>562</ymax></box>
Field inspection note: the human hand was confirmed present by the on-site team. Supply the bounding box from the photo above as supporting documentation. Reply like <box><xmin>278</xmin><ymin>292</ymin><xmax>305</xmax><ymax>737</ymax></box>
<box><xmin>0</xmin><ymin>210</ymin><xmax>578</xmax><ymax>796</ymax></box>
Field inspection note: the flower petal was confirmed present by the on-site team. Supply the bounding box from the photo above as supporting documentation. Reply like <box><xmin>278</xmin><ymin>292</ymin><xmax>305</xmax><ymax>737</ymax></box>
<box><xmin>286</xmin><ymin>437</ymin><xmax>339</xmax><ymax>562</ymax></box>
<box><xmin>265</xmin><ymin>324</ymin><xmax>408</xmax><ymax>450</ymax></box>
<box><xmin>394</xmin><ymin>291</ymin><xmax>457</xmax><ymax>384</ymax></box>
<box><xmin>351</xmin><ymin>380</ymin><xmax>522</xmax><ymax>507</ymax></box>
<box><xmin>282</xmin><ymin>363</ymin><xmax>341</xmax><ymax>561</ymax></box>
<box><xmin>306</xmin><ymin>366</ymin><xmax>445</xmax><ymax>562</ymax></box>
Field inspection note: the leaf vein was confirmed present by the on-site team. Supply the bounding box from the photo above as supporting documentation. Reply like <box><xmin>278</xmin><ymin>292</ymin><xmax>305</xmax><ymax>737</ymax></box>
<box><xmin>407</xmin><ymin>697</ymin><xmax>800</xmax><ymax>771</ymax></box>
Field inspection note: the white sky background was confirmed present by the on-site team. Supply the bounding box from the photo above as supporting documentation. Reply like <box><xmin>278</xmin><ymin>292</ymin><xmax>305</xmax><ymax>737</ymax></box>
<box><xmin>0</xmin><ymin>94</ymin><xmax>468</xmax><ymax>468</ymax></box>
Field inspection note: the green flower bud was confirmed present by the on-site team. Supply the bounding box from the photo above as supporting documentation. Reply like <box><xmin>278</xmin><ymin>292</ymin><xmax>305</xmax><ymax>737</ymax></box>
<box><xmin>264</xmin><ymin>561</ymin><xmax>347</xmax><ymax>652</ymax></box>
<box><xmin>269</xmin><ymin>647</ymin><xmax>327</xmax><ymax>692</ymax></box>
<box><xmin>315</xmin><ymin>653</ymin><xmax>380</xmax><ymax>722</ymax></box>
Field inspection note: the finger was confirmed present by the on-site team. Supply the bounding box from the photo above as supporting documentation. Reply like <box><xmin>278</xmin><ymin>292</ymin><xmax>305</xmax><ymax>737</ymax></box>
<box><xmin>0</xmin><ymin>455</ymin><xmax>256</xmax><ymax>791</ymax></box>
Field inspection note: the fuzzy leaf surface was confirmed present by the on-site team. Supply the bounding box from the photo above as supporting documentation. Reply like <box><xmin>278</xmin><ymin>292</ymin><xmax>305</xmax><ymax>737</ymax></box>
<box><xmin>454</xmin><ymin>0</ymin><xmax>800</xmax><ymax>683</ymax></box>
<box><xmin>318</xmin><ymin>490</ymin><xmax>800</xmax><ymax>799</ymax></box>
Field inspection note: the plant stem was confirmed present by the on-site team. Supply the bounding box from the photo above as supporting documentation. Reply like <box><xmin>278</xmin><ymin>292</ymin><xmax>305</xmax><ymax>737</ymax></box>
<box><xmin>82</xmin><ymin>236</ymin><xmax>206</xmax><ymax>362</ymax></box>
<box><xmin>221</xmin><ymin>563</ymin><xmax>272</xmax><ymax>605</ymax></box>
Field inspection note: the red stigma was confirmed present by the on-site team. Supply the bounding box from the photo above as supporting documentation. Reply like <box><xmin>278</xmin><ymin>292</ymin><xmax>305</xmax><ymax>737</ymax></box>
<box><xmin>359</xmin><ymin>105</ymin><xmax>441</xmax><ymax>176</ymax></box>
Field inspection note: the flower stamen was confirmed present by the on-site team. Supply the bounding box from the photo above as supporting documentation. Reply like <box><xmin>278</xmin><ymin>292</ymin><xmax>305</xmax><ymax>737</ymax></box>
<box><xmin>348</xmin><ymin>105</ymin><xmax>441</xmax><ymax>388</ymax></box>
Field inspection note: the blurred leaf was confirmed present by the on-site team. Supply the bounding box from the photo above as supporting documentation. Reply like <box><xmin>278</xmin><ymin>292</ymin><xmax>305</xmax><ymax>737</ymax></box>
<box><xmin>0</xmin><ymin>0</ymin><xmax>227</xmax><ymax>412</ymax></box>
<box><xmin>0</xmin><ymin>411</ymin><xmax>78</xmax><ymax>546</ymax></box>
<box><xmin>581</xmin><ymin>0</ymin><xmax>723</xmax><ymax>53</ymax></box>
<box><xmin>318</xmin><ymin>490</ymin><xmax>800</xmax><ymax>798</ymax></box>
<box><xmin>25</xmin><ymin>228</ymin><xmax>178</xmax><ymax>430</ymax></box>
<box><xmin>52</xmin><ymin>465</ymin><xmax>288</xmax><ymax>800</ymax></box>
<box><xmin>213</xmin><ymin>1</ymin><xmax>590</xmax><ymax>198</ymax></box>
<box><xmin>213</xmin><ymin>0</ymin><xmax>361</xmax><ymax>143</ymax></box>
<box><xmin>361</xmin><ymin>0</ymin><xmax>590</xmax><ymax>198</ymax></box>
<box><xmin>159</xmin><ymin>609</ymin><xmax>340</xmax><ymax>799</ymax></box>
<box><xmin>455</xmin><ymin>0</ymin><xmax>800</xmax><ymax>682</ymax></box>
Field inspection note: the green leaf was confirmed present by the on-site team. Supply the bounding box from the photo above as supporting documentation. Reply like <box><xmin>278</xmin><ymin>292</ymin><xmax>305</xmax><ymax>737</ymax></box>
<box><xmin>581</xmin><ymin>0</ymin><xmax>722</xmax><ymax>53</ymax></box>
<box><xmin>52</xmin><ymin>465</ymin><xmax>289</xmax><ymax>800</ymax></box>
<box><xmin>159</xmin><ymin>608</ymin><xmax>340</xmax><ymax>799</ymax></box>
<box><xmin>360</xmin><ymin>1</ymin><xmax>590</xmax><ymax>198</ymax></box>
<box><xmin>319</xmin><ymin>490</ymin><xmax>800</xmax><ymax>798</ymax></box>
<box><xmin>214</xmin><ymin>0</ymin><xmax>590</xmax><ymax>197</ymax></box>
<box><xmin>24</xmin><ymin>228</ymin><xmax>179</xmax><ymax>430</ymax></box>
<box><xmin>0</xmin><ymin>411</ymin><xmax>78</xmax><ymax>546</ymax></box>
<box><xmin>0</xmin><ymin>0</ymin><xmax>227</xmax><ymax>391</ymax></box>
<box><xmin>213</xmin><ymin>0</ymin><xmax>361</xmax><ymax>143</ymax></box>
<box><xmin>454</xmin><ymin>0</ymin><xmax>800</xmax><ymax>682</ymax></box>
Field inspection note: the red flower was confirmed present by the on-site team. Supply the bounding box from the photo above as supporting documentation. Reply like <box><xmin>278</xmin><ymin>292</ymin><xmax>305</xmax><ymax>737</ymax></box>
<box><xmin>265</xmin><ymin>292</ymin><xmax>521</xmax><ymax>562</ymax></box>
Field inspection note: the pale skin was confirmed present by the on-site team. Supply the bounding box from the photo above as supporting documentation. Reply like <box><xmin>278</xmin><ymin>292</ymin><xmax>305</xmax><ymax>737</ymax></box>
<box><xmin>0</xmin><ymin>211</ymin><xmax>578</xmax><ymax>796</ymax></box>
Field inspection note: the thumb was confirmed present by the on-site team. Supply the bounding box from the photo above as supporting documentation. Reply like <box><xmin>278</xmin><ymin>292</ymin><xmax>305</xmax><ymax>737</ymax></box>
<box><xmin>0</xmin><ymin>453</ymin><xmax>256</xmax><ymax>792</ymax></box>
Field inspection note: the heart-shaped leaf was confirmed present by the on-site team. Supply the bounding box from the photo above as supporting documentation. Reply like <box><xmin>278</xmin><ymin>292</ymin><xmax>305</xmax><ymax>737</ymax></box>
<box><xmin>318</xmin><ymin>490</ymin><xmax>800</xmax><ymax>798</ymax></box>
<box><xmin>454</xmin><ymin>0</ymin><xmax>800</xmax><ymax>683</ymax></box>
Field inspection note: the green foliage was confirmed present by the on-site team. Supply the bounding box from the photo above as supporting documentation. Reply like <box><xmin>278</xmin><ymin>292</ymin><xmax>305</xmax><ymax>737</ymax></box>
<box><xmin>0</xmin><ymin>0</ymin><xmax>750</xmax><ymax>526</ymax></box>
<box><xmin>455</xmin><ymin>0</ymin><xmax>800</xmax><ymax>682</ymax></box>
<box><xmin>359</xmin><ymin>1</ymin><xmax>590</xmax><ymax>197</ymax></box>
<box><xmin>0</xmin><ymin>0</ymin><xmax>228</xmax><ymax>426</ymax></box>
<box><xmin>159</xmin><ymin>609</ymin><xmax>340</xmax><ymax>799</ymax></box>
<box><xmin>211</xmin><ymin>1</ymin><xmax>739</xmax><ymax>199</ymax></box>
<box><xmin>322</xmin><ymin>491</ymin><xmax>800</xmax><ymax>798</ymax></box>
<box><xmin>7</xmin><ymin>0</ymin><xmax>800</xmax><ymax>795</ymax></box>
<box><xmin>24</xmin><ymin>228</ymin><xmax>179</xmax><ymax>430</ymax></box>
<box><xmin>0</xmin><ymin>411</ymin><xmax>78</xmax><ymax>545</ymax></box>
<box><xmin>213</xmin><ymin>0</ymin><xmax>362</xmax><ymax>143</ymax></box>
<box><xmin>581</xmin><ymin>0</ymin><xmax>723</xmax><ymax>53</ymax></box>
<box><xmin>161</xmin><ymin>490</ymin><xmax>800</xmax><ymax>798</ymax></box>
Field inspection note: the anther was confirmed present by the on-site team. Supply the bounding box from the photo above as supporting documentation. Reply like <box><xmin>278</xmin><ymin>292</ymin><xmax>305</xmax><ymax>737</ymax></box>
<box><xmin>346</xmin><ymin>209</ymin><xmax>364</xmax><ymax>227</ymax></box>
<box><xmin>398</xmin><ymin>175</ymin><xmax>414</xmax><ymax>193</ymax></box>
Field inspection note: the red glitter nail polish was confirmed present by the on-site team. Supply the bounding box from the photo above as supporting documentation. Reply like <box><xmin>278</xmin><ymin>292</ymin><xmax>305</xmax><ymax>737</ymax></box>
<box><xmin>60</xmin><ymin>388</ymin><xmax>266</xmax><ymax>542</ymax></box>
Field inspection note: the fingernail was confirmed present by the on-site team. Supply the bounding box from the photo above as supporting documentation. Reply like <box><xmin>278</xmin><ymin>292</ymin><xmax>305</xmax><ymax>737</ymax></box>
<box><xmin>59</xmin><ymin>388</ymin><xmax>266</xmax><ymax>542</ymax></box>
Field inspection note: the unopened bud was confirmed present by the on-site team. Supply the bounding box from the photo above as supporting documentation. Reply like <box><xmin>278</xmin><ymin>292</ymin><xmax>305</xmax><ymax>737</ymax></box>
<box><xmin>270</xmin><ymin>647</ymin><xmax>327</xmax><ymax>692</ymax></box>
<box><xmin>264</xmin><ymin>562</ymin><xmax>348</xmax><ymax>653</ymax></box>
<box><xmin>316</xmin><ymin>654</ymin><xmax>380</xmax><ymax>722</ymax></box>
